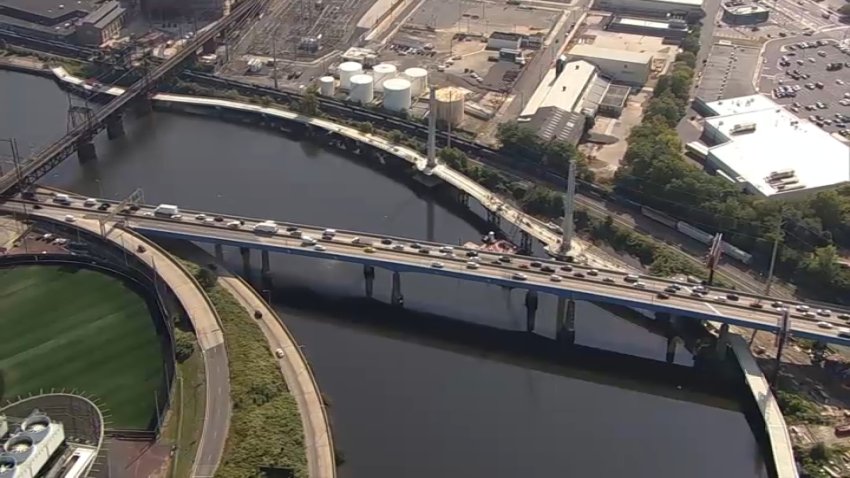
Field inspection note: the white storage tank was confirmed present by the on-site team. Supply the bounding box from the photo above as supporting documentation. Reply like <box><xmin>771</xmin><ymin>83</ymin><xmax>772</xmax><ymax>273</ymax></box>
<box><xmin>434</xmin><ymin>86</ymin><xmax>465</xmax><ymax>126</ymax></box>
<box><xmin>382</xmin><ymin>78</ymin><xmax>412</xmax><ymax>112</ymax></box>
<box><xmin>338</xmin><ymin>61</ymin><xmax>363</xmax><ymax>90</ymax></box>
<box><xmin>403</xmin><ymin>67</ymin><xmax>428</xmax><ymax>96</ymax></box>
<box><xmin>349</xmin><ymin>74</ymin><xmax>374</xmax><ymax>103</ymax></box>
<box><xmin>318</xmin><ymin>76</ymin><xmax>335</xmax><ymax>96</ymax></box>
<box><xmin>372</xmin><ymin>63</ymin><xmax>397</xmax><ymax>92</ymax></box>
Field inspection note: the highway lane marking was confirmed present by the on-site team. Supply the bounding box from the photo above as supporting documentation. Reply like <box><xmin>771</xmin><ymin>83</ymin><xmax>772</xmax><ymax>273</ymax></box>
<box><xmin>705</xmin><ymin>303</ymin><xmax>722</xmax><ymax>315</ymax></box>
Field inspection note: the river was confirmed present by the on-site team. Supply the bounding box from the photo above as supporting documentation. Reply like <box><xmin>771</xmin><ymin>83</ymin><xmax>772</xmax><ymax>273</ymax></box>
<box><xmin>0</xmin><ymin>70</ymin><xmax>768</xmax><ymax>477</ymax></box>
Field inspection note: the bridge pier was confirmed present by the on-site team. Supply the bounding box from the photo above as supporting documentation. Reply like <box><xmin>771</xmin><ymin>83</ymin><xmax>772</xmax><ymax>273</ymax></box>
<box><xmin>519</xmin><ymin>231</ymin><xmax>533</xmax><ymax>255</ymax></box>
<box><xmin>716</xmin><ymin>323</ymin><xmax>730</xmax><ymax>360</ymax></box>
<box><xmin>214</xmin><ymin>244</ymin><xmax>224</xmax><ymax>262</ymax></box>
<box><xmin>240</xmin><ymin>247</ymin><xmax>251</xmax><ymax>278</ymax></box>
<box><xmin>524</xmin><ymin>290</ymin><xmax>538</xmax><ymax>333</ymax></box>
<box><xmin>261</xmin><ymin>250</ymin><xmax>271</xmax><ymax>277</ymax></box>
<box><xmin>556</xmin><ymin>297</ymin><xmax>576</xmax><ymax>344</ymax></box>
<box><xmin>666</xmin><ymin>335</ymin><xmax>680</xmax><ymax>364</ymax></box>
<box><xmin>390</xmin><ymin>271</ymin><xmax>404</xmax><ymax>307</ymax></box>
<box><xmin>106</xmin><ymin>114</ymin><xmax>125</xmax><ymax>140</ymax></box>
<box><xmin>76</xmin><ymin>140</ymin><xmax>97</xmax><ymax>162</ymax></box>
<box><xmin>485</xmin><ymin>209</ymin><xmax>501</xmax><ymax>227</ymax></box>
<box><xmin>363</xmin><ymin>265</ymin><xmax>375</xmax><ymax>298</ymax></box>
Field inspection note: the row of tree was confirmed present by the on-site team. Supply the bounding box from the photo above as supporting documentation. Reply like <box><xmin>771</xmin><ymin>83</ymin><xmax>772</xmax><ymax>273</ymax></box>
<box><xmin>614</xmin><ymin>27</ymin><xmax>850</xmax><ymax>302</ymax></box>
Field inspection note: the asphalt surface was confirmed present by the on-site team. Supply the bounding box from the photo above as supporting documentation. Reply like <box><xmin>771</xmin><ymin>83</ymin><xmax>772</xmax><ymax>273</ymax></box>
<box><xmin>11</xmin><ymin>197</ymin><xmax>850</xmax><ymax>346</ymax></box>
<box><xmin>759</xmin><ymin>36</ymin><xmax>850</xmax><ymax>137</ymax></box>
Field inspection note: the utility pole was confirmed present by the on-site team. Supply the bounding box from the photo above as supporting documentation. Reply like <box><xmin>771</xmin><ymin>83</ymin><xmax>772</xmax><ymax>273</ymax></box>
<box><xmin>557</xmin><ymin>159</ymin><xmax>577</xmax><ymax>257</ymax></box>
<box><xmin>426</xmin><ymin>86</ymin><xmax>437</xmax><ymax>169</ymax></box>
<box><xmin>272</xmin><ymin>25</ymin><xmax>279</xmax><ymax>90</ymax></box>
<box><xmin>764</xmin><ymin>219</ymin><xmax>783</xmax><ymax>297</ymax></box>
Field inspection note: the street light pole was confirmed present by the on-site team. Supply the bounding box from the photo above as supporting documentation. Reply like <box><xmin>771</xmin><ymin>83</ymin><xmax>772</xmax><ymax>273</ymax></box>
<box><xmin>764</xmin><ymin>219</ymin><xmax>783</xmax><ymax>296</ymax></box>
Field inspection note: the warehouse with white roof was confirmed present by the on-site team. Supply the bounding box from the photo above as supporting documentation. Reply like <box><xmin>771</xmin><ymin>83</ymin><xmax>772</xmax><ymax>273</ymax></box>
<box><xmin>697</xmin><ymin>94</ymin><xmax>850</xmax><ymax>200</ymax></box>
<box><xmin>567</xmin><ymin>45</ymin><xmax>653</xmax><ymax>85</ymax></box>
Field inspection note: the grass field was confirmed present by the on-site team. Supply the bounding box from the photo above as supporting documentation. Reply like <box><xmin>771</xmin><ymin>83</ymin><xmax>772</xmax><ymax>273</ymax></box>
<box><xmin>0</xmin><ymin>265</ymin><xmax>167</xmax><ymax>430</ymax></box>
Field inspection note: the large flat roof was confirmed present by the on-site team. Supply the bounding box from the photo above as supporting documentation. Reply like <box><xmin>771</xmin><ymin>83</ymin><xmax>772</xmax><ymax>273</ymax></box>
<box><xmin>520</xmin><ymin>60</ymin><xmax>597</xmax><ymax>117</ymax></box>
<box><xmin>704</xmin><ymin>98</ymin><xmax>850</xmax><ymax>198</ymax></box>
<box><xmin>648</xmin><ymin>0</ymin><xmax>704</xmax><ymax>7</ymax></box>
<box><xmin>0</xmin><ymin>0</ymin><xmax>90</xmax><ymax>19</ymax></box>
<box><xmin>568</xmin><ymin>44</ymin><xmax>653</xmax><ymax>64</ymax></box>
<box><xmin>702</xmin><ymin>94</ymin><xmax>778</xmax><ymax>116</ymax></box>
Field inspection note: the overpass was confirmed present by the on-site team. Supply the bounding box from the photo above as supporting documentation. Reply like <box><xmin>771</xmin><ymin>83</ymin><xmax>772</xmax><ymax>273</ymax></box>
<box><xmin>6</xmin><ymin>192</ymin><xmax>850</xmax><ymax>349</ymax></box>
<box><xmin>39</xmin><ymin>66</ymin><xmax>624</xmax><ymax>269</ymax></box>
<box><xmin>0</xmin><ymin>0</ymin><xmax>262</xmax><ymax>195</ymax></box>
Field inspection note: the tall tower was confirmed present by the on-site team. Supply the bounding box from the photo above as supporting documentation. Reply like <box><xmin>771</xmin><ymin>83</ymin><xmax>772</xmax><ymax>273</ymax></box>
<box><xmin>558</xmin><ymin>159</ymin><xmax>576</xmax><ymax>256</ymax></box>
<box><xmin>427</xmin><ymin>86</ymin><xmax>437</xmax><ymax>169</ymax></box>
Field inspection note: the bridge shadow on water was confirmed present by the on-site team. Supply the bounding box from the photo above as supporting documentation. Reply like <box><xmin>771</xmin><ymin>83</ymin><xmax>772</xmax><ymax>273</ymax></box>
<box><xmin>245</xmin><ymin>274</ymin><xmax>742</xmax><ymax>411</ymax></box>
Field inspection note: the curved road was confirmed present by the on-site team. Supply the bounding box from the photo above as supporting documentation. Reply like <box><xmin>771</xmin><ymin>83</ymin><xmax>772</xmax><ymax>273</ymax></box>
<box><xmin>175</xmin><ymin>244</ymin><xmax>337</xmax><ymax>478</ymax></box>
<box><xmin>22</xmin><ymin>211</ymin><xmax>231</xmax><ymax>478</ymax></box>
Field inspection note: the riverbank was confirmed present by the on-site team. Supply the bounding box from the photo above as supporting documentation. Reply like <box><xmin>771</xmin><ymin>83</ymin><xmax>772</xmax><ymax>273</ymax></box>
<box><xmin>166</xmin><ymin>240</ymin><xmax>336</xmax><ymax>478</ymax></box>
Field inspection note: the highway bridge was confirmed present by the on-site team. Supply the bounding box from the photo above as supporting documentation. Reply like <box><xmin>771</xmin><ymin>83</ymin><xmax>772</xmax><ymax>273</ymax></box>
<box><xmin>6</xmin><ymin>191</ymin><xmax>850</xmax><ymax>347</ymax></box>
<box><xmin>0</xmin><ymin>0</ymin><xmax>262</xmax><ymax>194</ymax></box>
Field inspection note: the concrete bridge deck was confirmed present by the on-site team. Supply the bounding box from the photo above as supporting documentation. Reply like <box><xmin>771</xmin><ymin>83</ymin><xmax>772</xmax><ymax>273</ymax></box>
<box><xmin>6</xmin><ymin>195</ymin><xmax>850</xmax><ymax>347</ymax></box>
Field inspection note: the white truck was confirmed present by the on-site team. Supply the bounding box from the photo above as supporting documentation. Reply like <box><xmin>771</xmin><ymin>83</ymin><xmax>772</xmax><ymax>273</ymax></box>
<box><xmin>253</xmin><ymin>221</ymin><xmax>279</xmax><ymax>234</ymax></box>
<box><xmin>154</xmin><ymin>204</ymin><xmax>180</xmax><ymax>216</ymax></box>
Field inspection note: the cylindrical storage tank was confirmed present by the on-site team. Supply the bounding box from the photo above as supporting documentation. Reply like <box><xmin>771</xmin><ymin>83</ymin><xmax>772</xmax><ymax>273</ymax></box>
<box><xmin>372</xmin><ymin>63</ymin><xmax>397</xmax><ymax>92</ymax></box>
<box><xmin>349</xmin><ymin>74</ymin><xmax>374</xmax><ymax>103</ymax></box>
<box><xmin>318</xmin><ymin>76</ymin><xmax>335</xmax><ymax>96</ymax></box>
<box><xmin>403</xmin><ymin>67</ymin><xmax>428</xmax><ymax>96</ymax></box>
<box><xmin>382</xmin><ymin>78</ymin><xmax>412</xmax><ymax>112</ymax></box>
<box><xmin>338</xmin><ymin>61</ymin><xmax>362</xmax><ymax>90</ymax></box>
<box><xmin>434</xmin><ymin>87</ymin><xmax>465</xmax><ymax>126</ymax></box>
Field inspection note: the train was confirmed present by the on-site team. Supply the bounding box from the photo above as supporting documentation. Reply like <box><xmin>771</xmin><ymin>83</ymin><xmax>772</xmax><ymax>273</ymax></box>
<box><xmin>640</xmin><ymin>206</ymin><xmax>753</xmax><ymax>264</ymax></box>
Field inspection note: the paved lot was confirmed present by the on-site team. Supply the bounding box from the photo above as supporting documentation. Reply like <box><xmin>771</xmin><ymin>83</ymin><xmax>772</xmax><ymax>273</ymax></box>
<box><xmin>759</xmin><ymin>37</ymin><xmax>850</xmax><ymax>136</ymax></box>
<box><xmin>693</xmin><ymin>41</ymin><xmax>761</xmax><ymax>102</ymax></box>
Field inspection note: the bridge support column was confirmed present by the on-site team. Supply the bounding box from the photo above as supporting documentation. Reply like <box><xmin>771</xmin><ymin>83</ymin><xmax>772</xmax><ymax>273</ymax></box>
<box><xmin>363</xmin><ymin>265</ymin><xmax>375</xmax><ymax>298</ymax></box>
<box><xmin>214</xmin><ymin>244</ymin><xmax>224</xmax><ymax>263</ymax></box>
<box><xmin>76</xmin><ymin>140</ymin><xmax>97</xmax><ymax>162</ymax></box>
<box><xmin>519</xmin><ymin>231</ymin><xmax>532</xmax><ymax>255</ymax></box>
<box><xmin>261</xmin><ymin>250</ymin><xmax>271</xmax><ymax>277</ymax></box>
<box><xmin>715</xmin><ymin>323</ymin><xmax>730</xmax><ymax>360</ymax></box>
<box><xmin>524</xmin><ymin>290</ymin><xmax>538</xmax><ymax>333</ymax></box>
<box><xmin>240</xmin><ymin>247</ymin><xmax>251</xmax><ymax>277</ymax></box>
<box><xmin>666</xmin><ymin>335</ymin><xmax>679</xmax><ymax>364</ymax></box>
<box><xmin>106</xmin><ymin>114</ymin><xmax>125</xmax><ymax>140</ymax></box>
<box><xmin>390</xmin><ymin>271</ymin><xmax>403</xmax><ymax>307</ymax></box>
<box><xmin>486</xmin><ymin>209</ymin><xmax>501</xmax><ymax>227</ymax></box>
<box><xmin>556</xmin><ymin>297</ymin><xmax>576</xmax><ymax>344</ymax></box>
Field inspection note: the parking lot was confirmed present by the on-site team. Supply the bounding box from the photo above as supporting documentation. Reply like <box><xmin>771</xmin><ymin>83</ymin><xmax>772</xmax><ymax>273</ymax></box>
<box><xmin>764</xmin><ymin>39</ymin><xmax>850</xmax><ymax>137</ymax></box>
<box><xmin>693</xmin><ymin>42</ymin><xmax>761</xmax><ymax>101</ymax></box>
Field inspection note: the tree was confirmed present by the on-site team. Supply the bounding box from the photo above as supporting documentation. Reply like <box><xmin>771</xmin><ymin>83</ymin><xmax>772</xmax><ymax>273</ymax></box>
<box><xmin>496</xmin><ymin>121</ymin><xmax>545</xmax><ymax>162</ymax></box>
<box><xmin>520</xmin><ymin>185</ymin><xmax>563</xmax><ymax>218</ymax></box>
<box><xmin>174</xmin><ymin>329</ymin><xmax>195</xmax><ymax>362</ymax></box>
<box><xmin>438</xmin><ymin>147</ymin><xmax>468</xmax><ymax>170</ymax></box>
<box><xmin>299</xmin><ymin>84</ymin><xmax>319</xmax><ymax>116</ymax></box>
<box><xmin>387</xmin><ymin>130</ymin><xmax>405</xmax><ymax>144</ymax></box>
<box><xmin>194</xmin><ymin>267</ymin><xmax>217</xmax><ymax>290</ymax></box>
<box><xmin>644</xmin><ymin>94</ymin><xmax>685</xmax><ymax>127</ymax></box>
<box><xmin>675</xmin><ymin>51</ymin><xmax>697</xmax><ymax>68</ymax></box>
<box><xmin>356</xmin><ymin>121</ymin><xmax>374</xmax><ymax>134</ymax></box>
<box><xmin>669</xmin><ymin>67</ymin><xmax>694</xmax><ymax>101</ymax></box>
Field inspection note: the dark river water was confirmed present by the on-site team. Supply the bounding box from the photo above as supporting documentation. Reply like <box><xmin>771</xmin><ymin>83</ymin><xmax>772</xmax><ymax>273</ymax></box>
<box><xmin>0</xmin><ymin>70</ymin><xmax>769</xmax><ymax>478</ymax></box>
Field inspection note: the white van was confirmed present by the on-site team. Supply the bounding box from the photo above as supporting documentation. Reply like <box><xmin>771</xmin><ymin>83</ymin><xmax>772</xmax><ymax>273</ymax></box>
<box><xmin>154</xmin><ymin>204</ymin><xmax>179</xmax><ymax>216</ymax></box>
<box><xmin>84</xmin><ymin>198</ymin><xmax>97</xmax><ymax>207</ymax></box>
<box><xmin>253</xmin><ymin>221</ymin><xmax>279</xmax><ymax>234</ymax></box>
<box><xmin>53</xmin><ymin>193</ymin><xmax>71</xmax><ymax>204</ymax></box>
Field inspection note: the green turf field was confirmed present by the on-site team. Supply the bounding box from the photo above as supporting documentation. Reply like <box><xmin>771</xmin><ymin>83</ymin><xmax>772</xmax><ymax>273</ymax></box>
<box><xmin>0</xmin><ymin>265</ymin><xmax>167</xmax><ymax>430</ymax></box>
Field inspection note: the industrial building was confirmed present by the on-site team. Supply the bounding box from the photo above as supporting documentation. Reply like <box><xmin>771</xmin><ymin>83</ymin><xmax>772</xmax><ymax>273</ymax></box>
<box><xmin>721</xmin><ymin>4</ymin><xmax>769</xmax><ymax>25</ymax></box>
<box><xmin>519</xmin><ymin>58</ymin><xmax>630</xmax><ymax>144</ymax></box>
<box><xmin>604</xmin><ymin>15</ymin><xmax>689</xmax><ymax>41</ymax></box>
<box><xmin>567</xmin><ymin>45</ymin><xmax>653</xmax><ymax>86</ymax></box>
<box><xmin>594</xmin><ymin>0</ymin><xmax>704</xmax><ymax>22</ymax></box>
<box><xmin>694</xmin><ymin>94</ymin><xmax>850</xmax><ymax>199</ymax></box>
<box><xmin>0</xmin><ymin>0</ymin><xmax>93</xmax><ymax>41</ymax></box>
<box><xmin>140</xmin><ymin>0</ymin><xmax>227</xmax><ymax>21</ymax></box>
<box><xmin>487</xmin><ymin>32</ymin><xmax>523</xmax><ymax>51</ymax></box>
<box><xmin>75</xmin><ymin>1</ymin><xmax>125</xmax><ymax>46</ymax></box>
